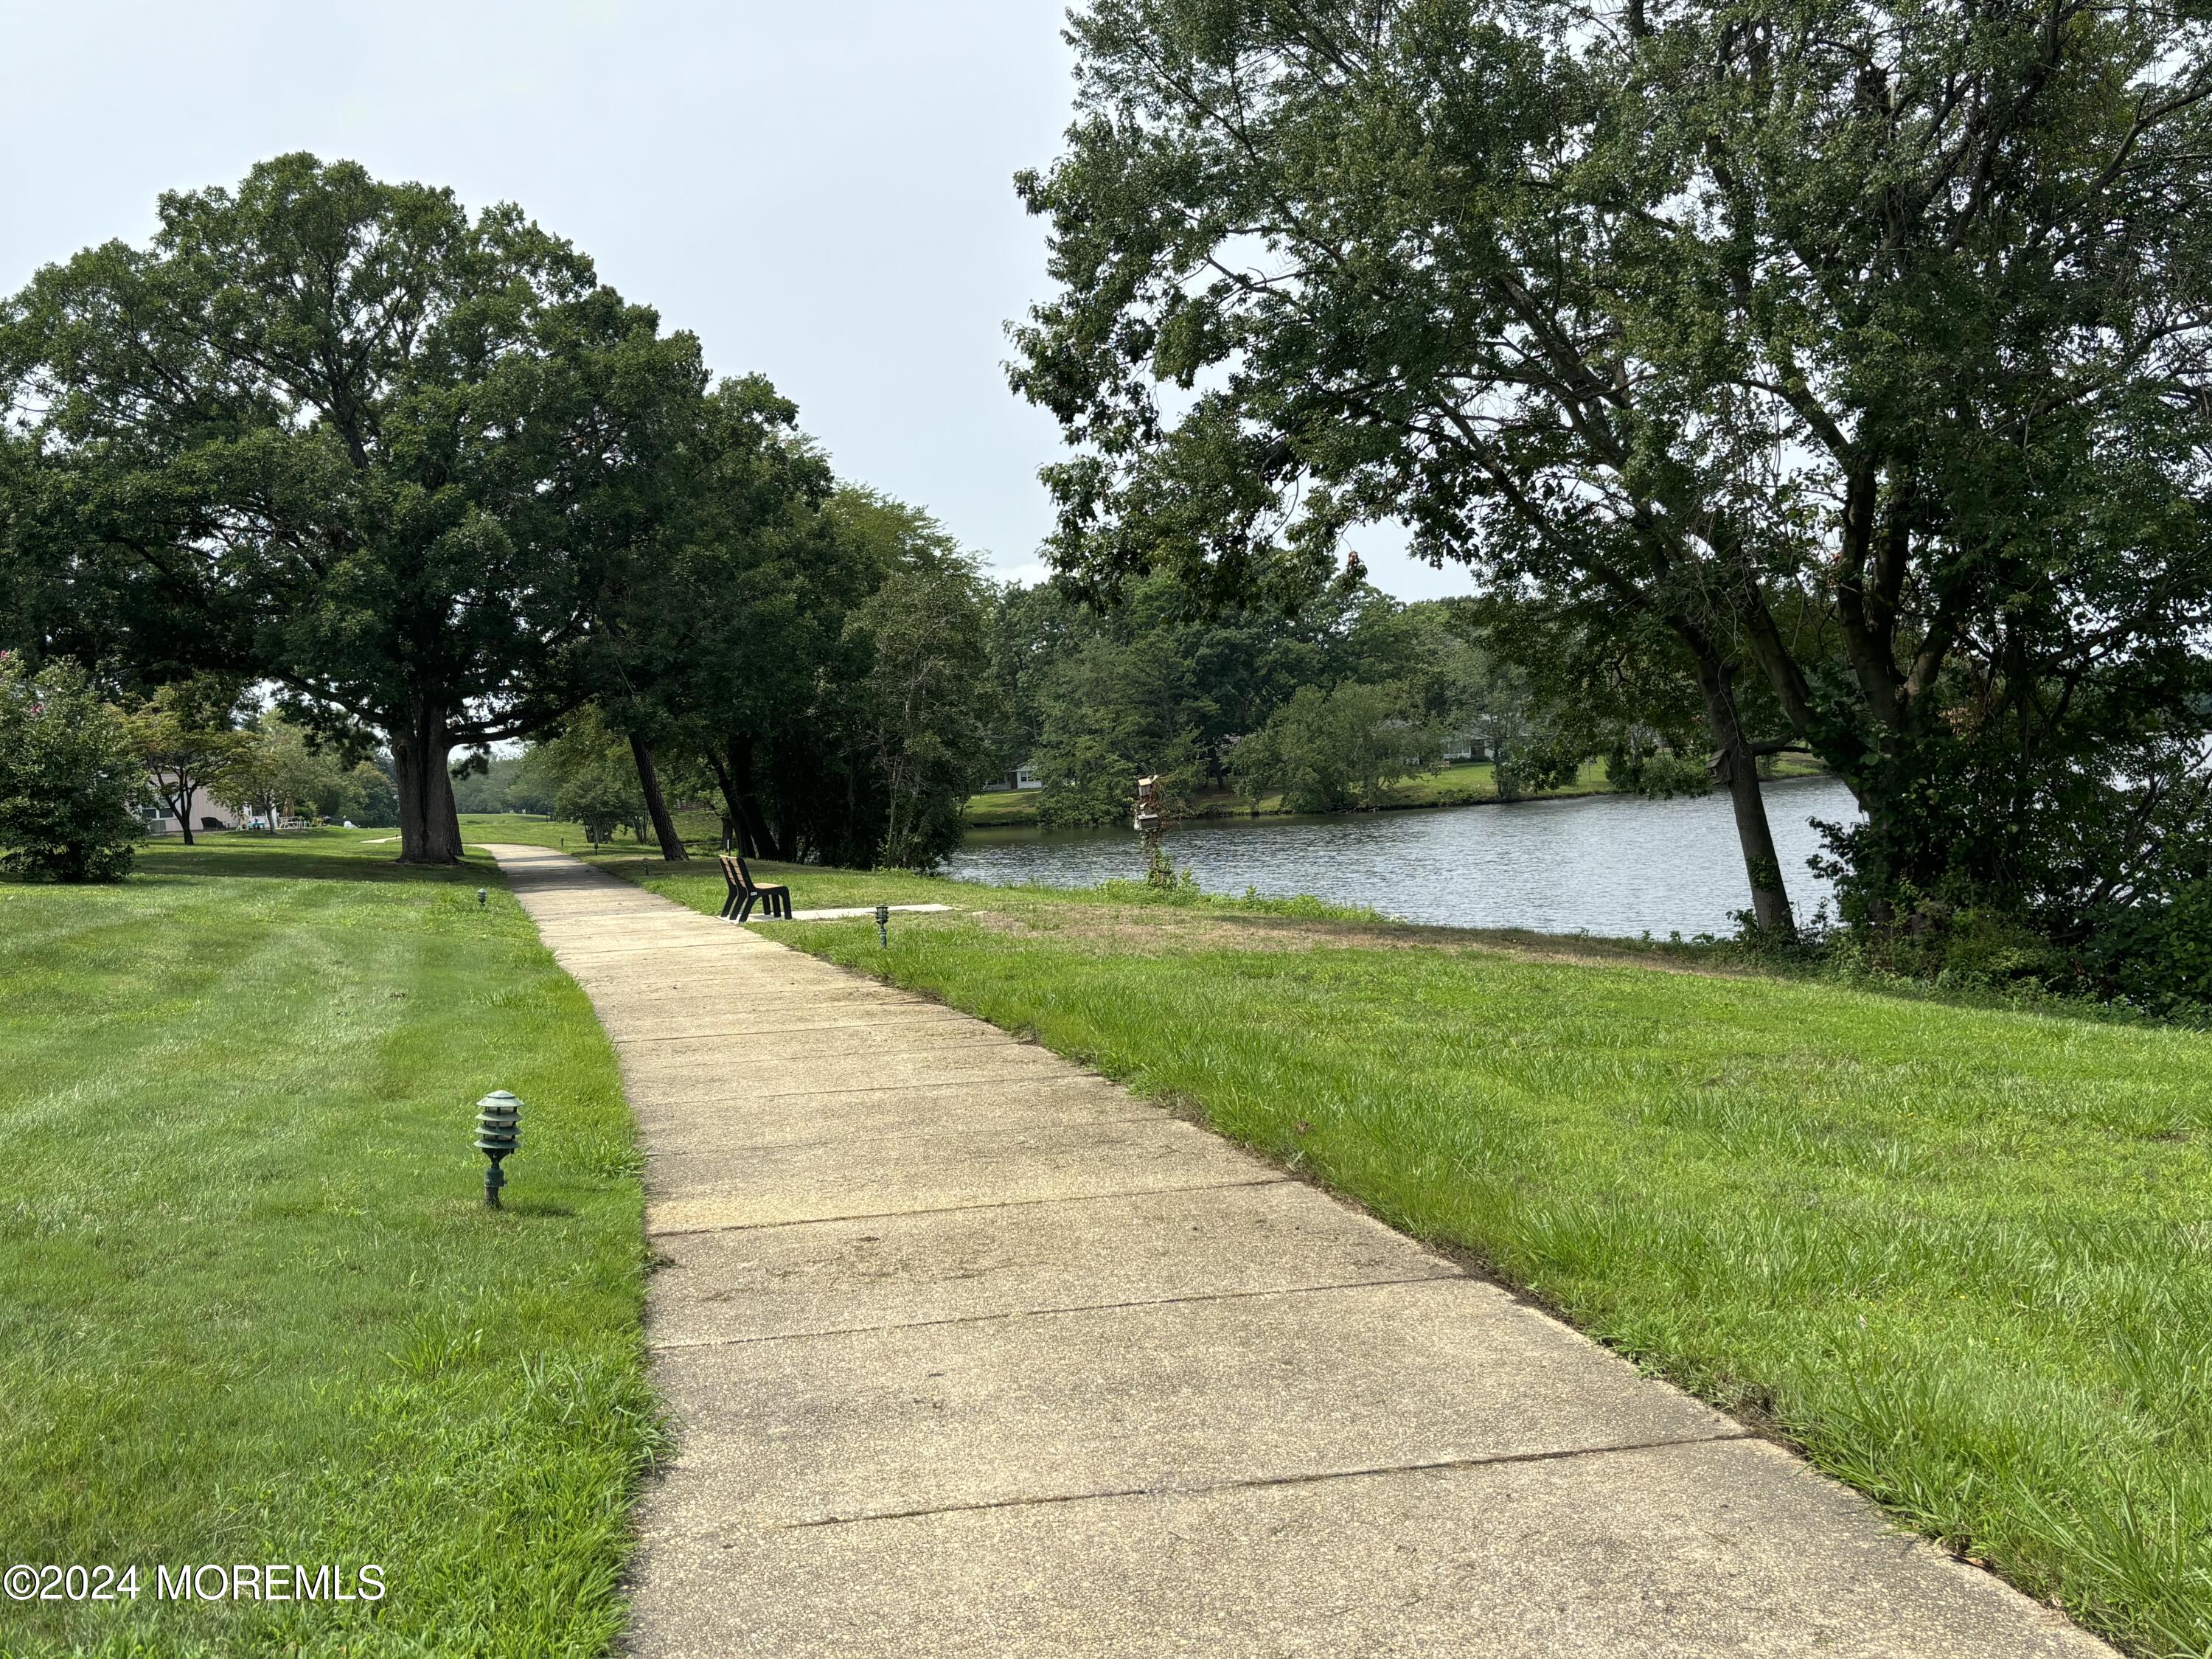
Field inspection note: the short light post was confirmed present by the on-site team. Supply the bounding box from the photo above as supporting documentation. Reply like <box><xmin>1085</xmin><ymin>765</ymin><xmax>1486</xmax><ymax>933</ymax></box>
<box><xmin>475</xmin><ymin>1090</ymin><xmax>522</xmax><ymax>1208</ymax></box>
<box><xmin>874</xmin><ymin>903</ymin><xmax>890</xmax><ymax>948</ymax></box>
<box><xmin>476</xmin><ymin>888</ymin><xmax>487</xmax><ymax>909</ymax></box>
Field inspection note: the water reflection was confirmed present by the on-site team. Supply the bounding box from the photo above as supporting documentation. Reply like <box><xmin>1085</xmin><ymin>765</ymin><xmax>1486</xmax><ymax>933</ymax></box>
<box><xmin>948</xmin><ymin>776</ymin><xmax>1860</xmax><ymax>939</ymax></box>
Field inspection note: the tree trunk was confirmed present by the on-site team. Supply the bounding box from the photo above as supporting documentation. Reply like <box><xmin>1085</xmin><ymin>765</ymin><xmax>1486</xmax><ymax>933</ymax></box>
<box><xmin>389</xmin><ymin>707</ymin><xmax>463</xmax><ymax>865</ymax></box>
<box><xmin>709</xmin><ymin>731</ymin><xmax>785</xmax><ymax>860</ymax></box>
<box><xmin>703</xmin><ymin>748</ymin><xmax>751</xmax><ymax>854</ymax></box>
<box><xmin>1691</xmin><ymin>655</ymin><xmax>1795</xmax><ymax>936</ymax></box>
<box><xmin>628</xmin><ymin>734</ymin><xmax>689</xmax><ymax>862</ymax></box>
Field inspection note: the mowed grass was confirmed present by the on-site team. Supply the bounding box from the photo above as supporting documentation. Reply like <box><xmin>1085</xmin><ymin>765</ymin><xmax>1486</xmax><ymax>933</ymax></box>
<box><xmin>0</xmin><ymin>830</ymin><xmax>654</xmax><ymax>1658</ymax></box>
<box><xmin>590</xmin><ymin>849</ymin><xmax>2211</xmax><ymax>1658</ymax></box>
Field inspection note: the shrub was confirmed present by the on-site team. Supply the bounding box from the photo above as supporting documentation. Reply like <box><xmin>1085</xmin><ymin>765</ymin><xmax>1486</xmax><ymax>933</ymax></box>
<box><xmin>1231</xmin><ymin>682</ymin><xmax>1434</xmax><ymax>813</ymax></box>
<box><xmin>2088</xmin><ymin>881</ymin><xmax>2212</xmax><ymax>1017</ymax></box>
<box><xmin>0</xmin><ymin>653</ymin><xmax>146</xmax><ymax>881</ymax></box>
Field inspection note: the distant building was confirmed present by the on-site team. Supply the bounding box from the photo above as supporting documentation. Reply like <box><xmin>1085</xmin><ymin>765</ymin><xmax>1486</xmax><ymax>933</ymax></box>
<box><xmin>979</xmin><ymin>761</ymin><xmax>1046</xmax><ymax>794</ymax></box>
<box><xmin>142</xmin><ymin>773</ymin><xmax>244</xmax><ymax>835</ymax></box>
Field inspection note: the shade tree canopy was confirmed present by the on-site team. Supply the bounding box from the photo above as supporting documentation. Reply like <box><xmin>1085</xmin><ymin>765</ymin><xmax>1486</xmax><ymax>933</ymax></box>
<box><xmin>0</xmin><ymin>153</ymin><xmax>706</xmax><ymax>863</ymax></box>
<box><xmin>1011</xmin><ymin>0</ymin><xmax>2212</xmax><ymax>945</ymax></box>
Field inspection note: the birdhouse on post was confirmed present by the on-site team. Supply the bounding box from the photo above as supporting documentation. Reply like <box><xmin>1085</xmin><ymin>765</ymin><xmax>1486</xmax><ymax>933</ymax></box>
<box><xmin>1134</xmin><ymin>773</ymin><xmax>1177</xmax><ymax>889</ymax></box>
<box><xmin>1133</xmin><ymin>774</ymin><xmax>1164</xmax><ymax>834</ymax></box>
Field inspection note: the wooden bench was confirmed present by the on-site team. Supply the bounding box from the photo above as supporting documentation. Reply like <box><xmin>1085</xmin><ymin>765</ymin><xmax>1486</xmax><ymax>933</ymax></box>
<box><xmin>718</xmin><ymin>853</ymin><xmax>792</xmax><ymax>923</ymax></box>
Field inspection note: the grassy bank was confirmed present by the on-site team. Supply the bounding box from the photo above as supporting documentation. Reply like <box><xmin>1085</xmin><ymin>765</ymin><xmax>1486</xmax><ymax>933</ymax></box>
<box><xmin>580</xmin><ymin>849</ymin><xmax>2208</xmax><ymax>1658</ymax></box>
<box><xmin>0</xmin><ymin>830</ymin><xmax>654</xmax><ymax>1658</ymax></box>
<box><xmin>965</xmin><ymin>754</ymin><xmax>1829</xmax><ymax>827</ymax></box>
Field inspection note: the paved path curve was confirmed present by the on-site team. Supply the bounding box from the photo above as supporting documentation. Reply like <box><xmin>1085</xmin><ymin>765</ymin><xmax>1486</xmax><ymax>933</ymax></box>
<box><xmin>487</xmin><ymin>845</ymin><xmax>2108</xmax><ymax>1659</ymax></box>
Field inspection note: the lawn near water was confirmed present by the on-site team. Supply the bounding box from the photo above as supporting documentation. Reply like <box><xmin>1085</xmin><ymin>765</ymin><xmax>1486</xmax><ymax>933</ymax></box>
<box><xmin>0</xmin><ymin>830</ymin><xmax>655</xmax><ymax>1658</ymax></box>
<box><xmin>566</xmin><ymin>835</ymin><xmax>2212</xmax><ymax>1659</ymax></box>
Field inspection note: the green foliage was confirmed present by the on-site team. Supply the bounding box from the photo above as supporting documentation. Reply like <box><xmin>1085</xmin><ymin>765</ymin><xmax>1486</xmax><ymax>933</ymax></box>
<box><xmin>119</xmin><ymin>675</ymin><xmax>248</xmax><ymax>844</ymax></box>
<box><xmin>983</xmin><ymin>580</ymin><xmax>1093</xmax><ymax>784</ymax></box>
<box><xmin>449</xmin><ymin>752</ymin><xmax>555</xmax><ymax>818</ymax></box>
<box><xmin>582</xmin><ymin>370</ymin><xmax>997</xmax><ymax>870</ymax></box>
<box><xmin>1034</xmin><ymin>632</ymin><xmax>1207</xmax><ymax>828</ymax></box>
<box><xmin>0</xmin><ymin>653</ymin><xmax>144</xmax><ymax>881</ymax></box>
<box><xmin>535</xmin><ymin>709</ymin><xmax>645</xmax><ymax>846</ymax></box>
<box><xmin>208</xmin><ymin>711</ymin><xmax>361</xmax><ymax>830</ymax></box>
<box><xmin>721</xmin><ymin>490</ymin><xmax>1001</xmax><ymax>868</ymax></box>
<box><xmin>1229</xmin><ymin>681</ymin><xmax>1434</xmax><ymax>813</ymax></box>
<box><xmin>1012</xmin><ymin>0</ymin><xmax>2212</xmax><ymax>964</ymax></box>
<box><xmin>1022</xmin><ymin>577</ymin><xmax>1498</xmax><ymax>827</ymax></box>
<box><xmin>0</xmin><ymin>153</ymin><xmax>706</xmax><ymax>863</ymax></box>
<box><xmin>845</xmin><ymin>561</ymin><xmax>998</xmax><ymax>869</ymax></box>
<box><xmin>344</xmin><ymin>759</ymin><xmax>400</xmax><ymax>828</ymax></box>
<box><xmin>2092</xmin><ymin>882</ymin><xmax>2212</xmax><ymax>1018</ymax></box>
<box><xmin>1605</xmin><ymin>741</ymin><xmax>1711</xmax><ymax>801</ymax></box>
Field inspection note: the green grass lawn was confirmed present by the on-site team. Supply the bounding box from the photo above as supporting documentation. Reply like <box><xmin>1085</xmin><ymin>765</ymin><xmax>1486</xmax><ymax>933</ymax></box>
<box><xmin>585</xmin><ymin>852</ymin><xmax>2210</xmax><ymax>1658</ymax></box>
<box><xmin>0</xmin><ymin>830</ymin><xmax>655</xmax><ymax>1658</ymax></box>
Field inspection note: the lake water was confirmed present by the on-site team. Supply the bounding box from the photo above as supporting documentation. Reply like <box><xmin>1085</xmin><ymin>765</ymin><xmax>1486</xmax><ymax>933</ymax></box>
<box><xmin>948</xmin><ymin>775</ymin><xmax>1861</xmax><ymax>939</ymax></box>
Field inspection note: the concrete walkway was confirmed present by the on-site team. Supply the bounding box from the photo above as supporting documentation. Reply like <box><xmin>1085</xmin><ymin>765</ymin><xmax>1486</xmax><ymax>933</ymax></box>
<box><xmin>487</xmin><ymin>846</ymin><xmax>2108</xmax><ymax>1659</ymax></box>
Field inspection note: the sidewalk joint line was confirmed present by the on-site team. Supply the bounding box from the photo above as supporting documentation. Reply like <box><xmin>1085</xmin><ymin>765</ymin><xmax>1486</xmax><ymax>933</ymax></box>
<box><xmin>649</xmin><ymin>1271</ymin><xmax>1464</xmax><ymax>1353</ymax></box>
<box><xmin>771</xmin><ymin>1433</ymin><xmax>1757</xmax><ymax>1532</ymax></box>
<box><xmin>644</xmin><ymin>1112</ymin><xmax>1164</xmax><ymax>1160</ymax></box>
<box><xmin>620</xmin><ymin>1015</ymin><xmax>972</xmax><ymax>1043</ymax></box>
<box><xmin>633</xmin><ymin>1071</ymin><xmax>1086</xmax><ymax>1105</ymax></box>
<box><xmin>646</xmin><ymin>1177</ymin><xmax>1297</xmax><ymax>1238</ymax></box>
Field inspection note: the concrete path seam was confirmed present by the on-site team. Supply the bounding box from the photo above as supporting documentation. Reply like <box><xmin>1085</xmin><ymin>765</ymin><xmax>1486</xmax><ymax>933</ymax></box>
<box><xmin>641</xmin><ymin>1068</ymin><xmax>1115</xmax><ymax>1105</ymax></box>
<box><xmin>641</xmin><ymin>1113</ymin><xmax>1167</xmax><ymax>1160</ymax></box>
<box><xmin>643</xmin><ymin>1175</ymin><xmax>1301</xmax><ymax>1238</ymax></box>
<box><xmin>644</xmin><ymin>1270</ymin><xmax>1467</xmax><ymax>1352</ymax></box>
<box><xmin>772</xmin><ymin>1433</ymin><xmax>1763</xmax><ymax>1532</ymax></box>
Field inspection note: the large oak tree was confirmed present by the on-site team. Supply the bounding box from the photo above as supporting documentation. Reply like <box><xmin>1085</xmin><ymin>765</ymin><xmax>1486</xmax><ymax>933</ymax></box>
<box><xmin>1</xmin><ymin>154</ymin><xmax>703</xmax><ymax>862</ymax></box>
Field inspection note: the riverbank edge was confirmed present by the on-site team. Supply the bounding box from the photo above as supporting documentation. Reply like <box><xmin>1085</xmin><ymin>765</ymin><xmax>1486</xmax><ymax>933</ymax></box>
<box><xmin>966</xmin><ymin>759</ymin><xmax>1832</xmax><ymax>830</ymax></box>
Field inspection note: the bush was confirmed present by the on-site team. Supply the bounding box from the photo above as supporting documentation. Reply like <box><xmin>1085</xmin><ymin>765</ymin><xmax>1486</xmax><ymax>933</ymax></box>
<box><xmin>2088</xmin><ymin>881</ymin><xmax>2212</xmax><ymax>1017</ymax></box>
<box><xmin>0</xmin><ymin>653</ymin><xmax>146</xmax><ymax>882</ymax></box>
<box><xmin>1231</xmin><ymin>682</ymin><xmax>1434</xmax><ymax>813</ymax></box>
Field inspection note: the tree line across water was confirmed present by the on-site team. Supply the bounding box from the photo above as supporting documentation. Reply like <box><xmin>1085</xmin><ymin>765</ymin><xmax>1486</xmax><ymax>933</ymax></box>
<box><xmin>7</xmin><ymin>0</ymin><xmax>2212</xmax><ymax>1021</ymax></box>
<box><xmin>458</xmin><ymin>574</ymin><xmax>1636</xmax><ymax>844</ymax></box>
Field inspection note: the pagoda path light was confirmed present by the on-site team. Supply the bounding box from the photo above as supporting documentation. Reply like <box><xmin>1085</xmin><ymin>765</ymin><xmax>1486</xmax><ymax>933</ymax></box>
<box><xmin>875</xmin><ymin>904</ymin><xmax>890</xmax><ymax>948</ymax></box>
<box><xmin>477</xmin><ymin>888</ymin><xmax>487</xmax><ymax>908</ymax></box>
<box><xmin>475</xmin><ymin>1091</ymin><xmax>522</xmax><ymax>1208</ymax></box>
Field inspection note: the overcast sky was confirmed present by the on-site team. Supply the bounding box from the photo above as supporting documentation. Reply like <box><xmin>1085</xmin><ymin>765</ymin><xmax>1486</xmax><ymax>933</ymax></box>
<box><xmin>0</xmin><ymin>0</ymin><xmax>1462</xmax><ymax>599</ymax></box>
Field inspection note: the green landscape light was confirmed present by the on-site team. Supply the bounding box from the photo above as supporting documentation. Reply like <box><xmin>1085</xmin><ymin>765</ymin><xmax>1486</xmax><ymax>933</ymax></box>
<box><xmin>474</xmin><ymin>1090</ymin><xmax>521</xmax><ymax>1208</ymax></box>
<box><xmin>476</xmin><ymin>888</ymin><xmax>487</xmax><ymax>908</ymax></box>
<box><xmin>874</xmin><ymin>903</ymin><xmax>889</xmax><ymax>947</ymax></box>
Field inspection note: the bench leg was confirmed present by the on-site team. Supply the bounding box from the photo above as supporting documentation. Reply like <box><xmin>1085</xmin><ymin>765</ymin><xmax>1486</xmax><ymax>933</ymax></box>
<box><xmin>737</xmin><ymin>892</ymin><xmax>756</xmax><ymax>925</ymax></box>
